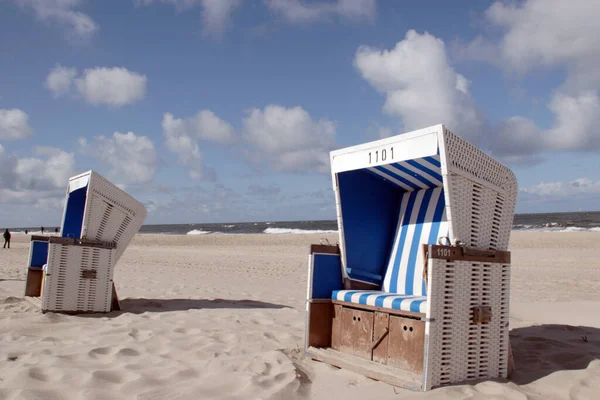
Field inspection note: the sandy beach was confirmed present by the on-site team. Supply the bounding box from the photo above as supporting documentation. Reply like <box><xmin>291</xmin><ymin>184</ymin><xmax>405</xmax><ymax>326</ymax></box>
<box><xmin>1</xmin><ymin>231</ymin><xmax>600</xmax><ymax>399</ymax></box>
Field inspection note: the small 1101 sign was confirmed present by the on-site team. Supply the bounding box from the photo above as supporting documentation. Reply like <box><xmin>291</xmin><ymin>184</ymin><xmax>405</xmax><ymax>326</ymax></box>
<box><xmin>368</xmin><ymin>147</ymin><xmax>394</xmax><ymax>164</ymax></box>
<box><xmin>436</xmin><ymin>247</ymin><xmax>453</xmax><ymax>258</ymax></box>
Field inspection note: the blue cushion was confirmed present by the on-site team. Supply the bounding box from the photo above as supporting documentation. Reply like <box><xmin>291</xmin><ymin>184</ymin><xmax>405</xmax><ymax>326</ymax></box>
<box><xmin>332</xmin><ymin>290</ymin><xmax>427</xmax><ymax>313</ymax></box>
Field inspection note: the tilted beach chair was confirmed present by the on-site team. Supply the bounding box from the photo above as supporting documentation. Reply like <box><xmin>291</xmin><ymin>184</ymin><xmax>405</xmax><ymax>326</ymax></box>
<box><xmin>304</xmin><ymin>124</ymin><xmax>517</xmax><ymax>391</ymax></box>
<box><xmin>24</xmin><ymin>170</ymin><xmax>147</xmax><ymax>313</ymax></box>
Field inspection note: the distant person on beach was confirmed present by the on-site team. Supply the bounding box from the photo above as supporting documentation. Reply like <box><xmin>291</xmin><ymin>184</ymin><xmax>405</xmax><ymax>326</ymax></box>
<box><xmin>25</xmin><ymin>230</ymin><xmax>28</xmax><ymax>235</ymax></box>
<box><xmin>3</xmin><ymin>229</ymin><xmax>10</xmax><ymax>249</ymax></box>
<box><xmin>55</xmin><ymin>227</ymin><xmax>59</xmax><ymax>233</ymax></box>
<box><xmin>41</xmin><ymin>226</ymin><xmax>44</xmax><ymax>234</ymax></box>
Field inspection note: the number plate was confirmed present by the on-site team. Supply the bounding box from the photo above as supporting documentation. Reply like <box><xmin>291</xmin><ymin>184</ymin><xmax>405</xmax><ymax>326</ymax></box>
<box><xmin>330</xmin><ymin>132</ymin><xmax>439</xmax><ymax>173</ymax></box>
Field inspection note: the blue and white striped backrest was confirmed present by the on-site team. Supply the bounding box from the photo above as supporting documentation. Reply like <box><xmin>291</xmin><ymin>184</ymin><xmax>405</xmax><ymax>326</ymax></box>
<box><xmin>382</xmin><ymin>186</ymin><xmax>448</xmax><ymax>295</ymax></box>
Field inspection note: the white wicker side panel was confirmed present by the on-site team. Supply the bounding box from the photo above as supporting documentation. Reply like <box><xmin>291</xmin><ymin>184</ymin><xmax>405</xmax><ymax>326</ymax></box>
<box><xmin>442</xmin><ymin>129</ymin><xmax>517</xmax><ymax>251</ymax></box>
<box><xmin>424</xmin><ymin>258</ymin><xmax>511</xmax><ymax>389</ymax></box>
<box><xmin>422</xmin><ymin>255</ymin><xmax>453</xmax><ymax>390</ymax></box>
<box><xmin>42</xmin><ymin>243</ymin><xmax>66</xmax><ymax>312</ymax></box>
<box><xmin>42</xmin><ymin>244</ymin><xmax>116</xmax><ymax>313</ymax></box>
<box><xmin>82</xmin><ymin>172</ymin><xmax>147</xmax><ymax>263</ymax></box>
<box><xmin>446</xmin><ymin>175</ymin><xmax>512</xmax><ymax>250</ymax></box>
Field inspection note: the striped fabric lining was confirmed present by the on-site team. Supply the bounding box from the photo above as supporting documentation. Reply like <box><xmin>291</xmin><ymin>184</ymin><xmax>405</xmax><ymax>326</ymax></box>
<box><xmin>366</xmin><ymin>155</ymin><xmax>442</xmax><ymax>192</ymax></box>
<box><xmin>332</xmin><ymin>290</ymin><xmax>427</xmax><ymax>313</ymax></box>
<box><xmin>382</xmin><ymin>186</ymin><xmax>448</xmax><ymax>296</ymax></box>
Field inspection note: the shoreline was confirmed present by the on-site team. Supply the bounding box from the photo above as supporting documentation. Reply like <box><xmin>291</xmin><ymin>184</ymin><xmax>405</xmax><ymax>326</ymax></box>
<box><xmin>7</xmin><ymin>229</ymin><xmax>600</xmax><ymax>238</ymax></box>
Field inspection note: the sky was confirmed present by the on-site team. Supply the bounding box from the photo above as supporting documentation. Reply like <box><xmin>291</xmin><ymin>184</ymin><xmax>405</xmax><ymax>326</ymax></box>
<box><xmin>1</xmin><ymin>0</ymin><xmax>599</xmax><ymax>227</ymax></box>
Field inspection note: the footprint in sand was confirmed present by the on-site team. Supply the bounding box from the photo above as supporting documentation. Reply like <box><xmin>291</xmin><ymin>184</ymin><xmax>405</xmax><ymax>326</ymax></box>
<box><xmin>91</xmin><ymin>370</ymin><xmax>135</xmax><ymax>384</ymax></box>
<box><xmin>16</xmin><ymin>389</ymin><xmax>67</xmax><ymax>400</ymax></box>
<box><xmin>26</xmin><ymin>367</ymin><xmax>62</xmax><ymax>382</ymax></box>
<box><xmin>42</xmin><ymin>312</ymin><xmax>70</xmax><ymax>323</ymax></box>
<box><xmin>171</xmin><ymin>368</ymin><xmax>201</xmax><ymax>380</ymax></box>
<box><xmin>129</xmin><ymin>328</ymin><xmax>154</xmax><ymax>341</ymax></box>
<box><xmin>79</xmin><ymin>388</ymin><xmax>121</xmax><ymax>400</ymax></box>
<box><xmin>88</xmin><ymin>347</ymin><xmax>113</xmax><ymax>358</ymax></box>
<box><xmin>117</xmin><ymin>348</ymin><xmax>140</xmax><ymax>357</ymax></box>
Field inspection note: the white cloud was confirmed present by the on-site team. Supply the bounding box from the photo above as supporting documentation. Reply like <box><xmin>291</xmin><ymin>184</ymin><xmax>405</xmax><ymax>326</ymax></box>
<box><xmin>0</xmin><ymin>144</ymin><xmax>76</xmax><ymax>207</ymax></box>
<box><xmin>162</xmin><ymin>111</ymin><xmax>232</xmax><ymax>179</ymax></box>
<box><xmin>162</xmin><ymin>113</ymin><xmax>203</xmax><ymax>166</ymax></box>
<box><xmin>247</xmin><ymin>183</ymin><xmax>281</xmax><ymax>197</ymax></box>
<box><xmin>200</xmin><ymin>0</ymin><xmax>242</xmax><ymax>36</ymax></box>
<box><xmin>354</xmin><ymin>30</ymin><xmax>484</xmax><ymax>144</ymax></box>
<box><xmin>489</xmin><ymin>91</ymin><xmax>600</xmax><ymax>159</ymax></box>
<box><xmin>545</xmin><ymin>92</ymin><xmax>600</xmax><ymax>151</ymax></box>
<box><xmin>520</xmin><ymin>178</ymin><xmax>600</xmax><ymax>203</ymax></box>
<box><xmin>377</xmin><ymin>126</ymin><xmax>392</xmax><ymax>139</ymax></box>
<box><xmin>167</xmin><ymin>110</ymin><xmax>236</xmax><ymax>144</ymax></box>
<box><xmin>134</xmin><ymin>0</ymin><xmax>242</xmax><ymax>36</ymax></box>
<box><xmin>458</xmin><ymin>0</ymin><xmax>600</xmax><ymax>159</ymax></box>
<box><xmin>14</xmin><ymin>0</ymin><xmax>98</xmax><ymax>40</ymax></box>
<box><xmin>45</xmin><ymin>64</ymin><xmax>77</xmax><ymax>97</ymax></box>
<box><xmin>365</xmin><ymin>123</ymin><xmax>394</xmax><ymax>140</ymax></box>
<box><xmin>16</xmin><ymin>147</ymin><xmax>76</xmax><ymax>189</ymax></box>
<box><xmin>75</xmin><ymin>67</ymin><xmax>147</xmax><ymax>107</ymax></box>
<box><xmin>265</xmin><ymin>0</ymin><xmax>375</xmax><ymax>23</ymax></box>
<box><xmin>242</xmin><ymin>105</ymin><xmax>336</xmax><ymax>173</ymax></box>
<box><xmin>485</xmin><ymin>0</ymin><xmax>600</xmax><ymax>80</ymax></box>
<box><xmin>44</xmin><ymin>65</ymin><xmax>147</xmax><ymax>107</ymax></box>
<box><xmin>490</xmin><ymin>116</ymin><xmax>543</xmax><ymax>157</ymax></box>
<box><xmin>79</xmin><ymin>131</ymin><xmax>158</xmax><ymax>184</ymax></box>
<box><xmin>0</xmin><ymin>109</ymin><xmax>34</xmax><ymax>140</ymax></box>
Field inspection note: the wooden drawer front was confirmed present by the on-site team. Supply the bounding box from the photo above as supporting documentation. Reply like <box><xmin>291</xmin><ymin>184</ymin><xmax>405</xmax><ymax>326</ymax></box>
<box><xmin>372</xmin><ymin>311</ymin><xmax>390</xmax><ymax>364</ymax></box>
<box><xmin>339</xmin><ymin>308</ymin><xmax>374</xmax><ymax>359</ymax></box>
<box><xmin>331</xmin><ymin>304</ymin><xmax>343</xmax><ymax>351</ymax></box>
<box><xmin>387</xmin><ymin>316</ymin><xmax>425</xmax><ymax>373</ymax></box>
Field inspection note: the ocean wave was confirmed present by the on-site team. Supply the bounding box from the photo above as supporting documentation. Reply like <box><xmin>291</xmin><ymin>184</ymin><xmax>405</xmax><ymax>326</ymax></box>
<box><xmin>10</xmin><ymin>231</ymin><xmax>60</xmax><ymax>236</ymax></box>
<box><xmin>512</xmin><ymin>226</ymin><xmax>600</xmax><ymax>232</ymax></box>
<box><xmin>263</xmin><ymin>228</ymin><xmax>338</xmax><ymax>234</ymax></box>
<box><xmin>223</xmin><ymin>225</ymin><xmax>235</xmax><ymax>228</ymax></box>
<box><xmin>187</xmin><ymin>229</ymin><xmax>212</xmax><ymax>235</ymax></box>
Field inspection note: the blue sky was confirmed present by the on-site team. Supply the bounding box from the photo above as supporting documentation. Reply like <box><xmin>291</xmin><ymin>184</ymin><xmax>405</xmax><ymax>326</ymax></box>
<box><xmin>1</xmin><ymin>0</ymin><xmax>599</xmax><ymax>227</ymax></box>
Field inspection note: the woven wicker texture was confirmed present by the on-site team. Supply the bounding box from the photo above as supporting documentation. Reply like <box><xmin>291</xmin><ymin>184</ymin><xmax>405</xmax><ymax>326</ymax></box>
<box><xmin>442</xmin><ymin>128</ymin><xmax>517</xmax><ymax>251</ymax></box>
<box><xmin>423</xmin><ymin>258</ymin><xmax>510</xmax><ymax>389</ymax></box>
<box><xmin>443</xmin><ymin>129</ymin><xmax>516</xmax><ymax>192</ymax></box>
<box><xmin>82</xmin><ymin>171</ymin><xmax>147</xmax><ymax>263</ymax></box>
<box><xmin>42</xmin><ymin>243</ymin><xmax>116</xmax><ymax>313</ymax></box>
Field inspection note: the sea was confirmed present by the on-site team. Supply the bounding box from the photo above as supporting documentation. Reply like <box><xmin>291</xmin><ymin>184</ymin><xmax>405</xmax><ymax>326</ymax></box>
<box><xmin>7</xmin><ymin>211</ymin><xmax>600</xmax><ymax>236</ymax></box>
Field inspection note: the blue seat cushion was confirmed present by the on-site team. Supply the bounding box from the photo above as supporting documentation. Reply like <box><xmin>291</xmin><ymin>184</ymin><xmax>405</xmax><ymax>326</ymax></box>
<box><xmin>332</xmin><ymin>290</ymin><xmax>427</xmax><ymax>313</ymax></box>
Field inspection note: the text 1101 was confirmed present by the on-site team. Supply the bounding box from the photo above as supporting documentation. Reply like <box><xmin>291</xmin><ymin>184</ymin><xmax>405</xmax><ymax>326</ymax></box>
<box><xmin>368</xmin><ymin>147</ymin><xmax>393</xmax><ymax>164</ymax></box>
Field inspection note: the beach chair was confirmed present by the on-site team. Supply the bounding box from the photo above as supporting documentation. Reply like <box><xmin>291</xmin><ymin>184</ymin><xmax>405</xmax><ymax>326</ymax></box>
<box><xmin>304</xmin><ymin>124</ymin><xmax>517</xmax><ymax>391</ymax></box>
<box><xmin>24</xmin><ymin>170</ymin><xmax>147</xmax><ymax>313</ymax></box>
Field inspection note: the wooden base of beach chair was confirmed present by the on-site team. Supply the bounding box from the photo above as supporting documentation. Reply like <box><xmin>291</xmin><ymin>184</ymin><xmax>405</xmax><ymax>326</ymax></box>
<box><xmin>306</xmin><ymin>299</ymin><xmax>428</xmax><ymax>390</ymax></box>
<box><xmin>306</xmin><ymin>347</ymin><xmax>422</xmax><ymax>390</ymax></box>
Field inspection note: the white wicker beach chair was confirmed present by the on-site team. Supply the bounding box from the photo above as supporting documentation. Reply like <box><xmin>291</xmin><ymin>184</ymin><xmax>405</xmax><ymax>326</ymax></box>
<box><xmin>305</xmin><ymin>124</ymin><xmax>517</xmax><ymax>391</ymax></box>
<box><xmin>24</xmin><ymin>170</ymin><xmax>147</xmax><ymax>313</ymax></box>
